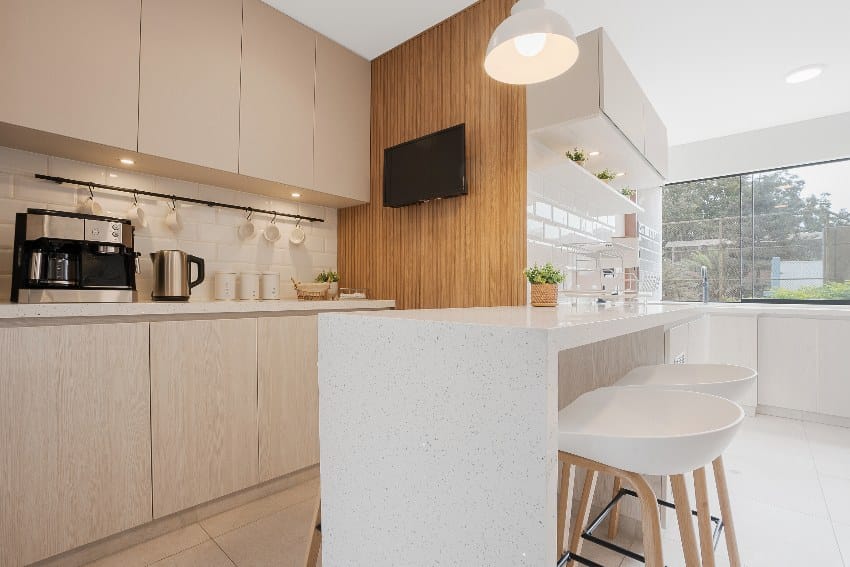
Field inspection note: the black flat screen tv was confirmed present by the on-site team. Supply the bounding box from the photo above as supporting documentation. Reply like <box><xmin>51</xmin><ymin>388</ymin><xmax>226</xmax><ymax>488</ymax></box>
<box><xmin>383</xmin><ymin>124</ymin><xmax>467</xmax><ymax>208</ymax></box>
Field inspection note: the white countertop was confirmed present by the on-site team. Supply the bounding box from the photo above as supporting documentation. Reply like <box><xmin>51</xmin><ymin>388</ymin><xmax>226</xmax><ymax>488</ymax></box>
<box><xmin>0</xmin><ymin>298</ymin><xmax>395</xmax><ymax>322</ymax></box>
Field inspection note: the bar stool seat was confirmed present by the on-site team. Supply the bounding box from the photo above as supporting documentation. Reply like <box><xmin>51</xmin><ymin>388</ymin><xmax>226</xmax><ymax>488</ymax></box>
<box><xmin>616</xmin><ymin>364</ymin><xmax>756</xmax><ymax>402</ymax></box>
<box><xmin>557</xmin><ymin>387</ymin><xmax>744</xmax><ymax>567</ymax></box>
<box><xmin>559</xmin><ymin>387</ymin><xmax>745</xmax><ymax>476</ymax></box>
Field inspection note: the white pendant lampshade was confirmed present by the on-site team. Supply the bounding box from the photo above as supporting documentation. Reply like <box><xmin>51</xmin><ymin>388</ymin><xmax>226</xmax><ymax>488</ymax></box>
<box><xmin>484</xmin><ymin>0</ymin><xmax>579</xmax><ymax>85</ymax></box>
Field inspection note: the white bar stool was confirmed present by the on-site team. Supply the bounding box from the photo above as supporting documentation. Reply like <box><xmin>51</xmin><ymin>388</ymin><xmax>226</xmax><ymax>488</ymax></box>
<box><xmin>557</xmin><ymin>387</ymin><xmax>744</xmax><ymax>567</ymax></box>
<box><xmin>603</xmin><ymin>364</ymin><xmax>757</xmax><ymax>567</ymax></box>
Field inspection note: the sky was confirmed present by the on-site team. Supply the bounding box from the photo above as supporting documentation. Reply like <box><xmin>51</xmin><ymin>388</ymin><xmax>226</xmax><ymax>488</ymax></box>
<box><xmin>789</xmin><ymin>159</ymin><xmax>850</xmax><ymax>213</ymax></box>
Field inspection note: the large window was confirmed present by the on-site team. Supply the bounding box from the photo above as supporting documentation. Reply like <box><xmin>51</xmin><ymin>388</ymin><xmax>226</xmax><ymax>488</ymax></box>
<box><xmin>663</xmin><ymin>160</ymin><xmax>850</xmax><ymax>303</ymax></box>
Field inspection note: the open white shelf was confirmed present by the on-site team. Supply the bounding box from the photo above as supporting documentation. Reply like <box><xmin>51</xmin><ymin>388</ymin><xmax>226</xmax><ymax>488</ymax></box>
<box><xmin>529</xmin><ymin>139</ymin><xmax>644</xmax><ymax>217</ymax></box>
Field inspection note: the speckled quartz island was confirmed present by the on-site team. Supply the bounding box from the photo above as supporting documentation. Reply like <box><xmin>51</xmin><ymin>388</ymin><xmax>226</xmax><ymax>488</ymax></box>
<box><xmin>317</xmin><ymin>302</ymin><xmax>698</xmax><ymax>567</ymax></box>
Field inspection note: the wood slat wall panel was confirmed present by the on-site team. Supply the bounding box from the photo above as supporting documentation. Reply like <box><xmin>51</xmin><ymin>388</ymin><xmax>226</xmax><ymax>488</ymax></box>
<box><xmin>337</xmin><ymin>0</ymin><xmax>527</xmax><ymax>310</ymax></box>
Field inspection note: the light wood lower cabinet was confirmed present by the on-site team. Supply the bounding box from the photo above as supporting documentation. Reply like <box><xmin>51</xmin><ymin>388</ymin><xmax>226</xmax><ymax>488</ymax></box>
<box><xmin>258</xmin><ymin>315</ymin><xmax>320</xmax><ymax>481</ymax></box>
<box><xmin>150</xmin><ymin>318</ymin><xmax>259</xmax><ymax>518</ymax></box>
<box><xmin>0</xmin><ymin>323</ymin><xmax>152</xmax><ymax>567</ymax></box>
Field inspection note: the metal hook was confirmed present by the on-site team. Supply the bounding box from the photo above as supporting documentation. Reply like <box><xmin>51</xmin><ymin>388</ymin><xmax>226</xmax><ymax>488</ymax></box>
<box><xmin>246</xmin><ymin>208</ymin><xmax>254</xmax><ymax>221</ymax></box>
<box><xmin>133</xmin><ymin>191</ymin><xmax>139</xmax><ymax>206</ymax></box>
<box><xmin>295</xmin><ymin>218</ymin><xmax>302</xmax><ymax>228</ymax></box>
<box><xmin>88</xmin><ymin>183</ymin><xmax>94</xmax><ymax>200</ymax></box>
<box><xmin>271</xmin><ymin>213</ymin><xmax>277</xmax><ymax>224</ymax></box>
<box><xmin>170</xmin><ymin>196</ymin><xmax>177</xmax><ymax>211</ymax></box>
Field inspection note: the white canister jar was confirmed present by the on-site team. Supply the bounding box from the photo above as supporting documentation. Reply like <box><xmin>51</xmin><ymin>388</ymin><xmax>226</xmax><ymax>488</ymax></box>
<box><xmin>260</xmin><ymin>272</ymin><xmax>280</xmax><ymax>300</ymax></box>
<box><xmin>239</xmin><ymin>271</ymin><xmax>261</xmax><ymax>300</ymax></box>
<box><xmin>214</xmin><ymin>272</ymin><xmax>237</xmax><ymax>301</ymax></box>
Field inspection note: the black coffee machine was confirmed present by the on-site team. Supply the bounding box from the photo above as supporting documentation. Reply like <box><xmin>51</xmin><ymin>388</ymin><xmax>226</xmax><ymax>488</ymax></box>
<box><xmin>11</xmin><ymin>209</ymin><xmax>139</xmax><ymax>303</ymax></box>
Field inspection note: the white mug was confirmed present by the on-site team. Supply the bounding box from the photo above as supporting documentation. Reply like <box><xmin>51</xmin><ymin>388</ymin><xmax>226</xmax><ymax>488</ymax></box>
<box><xmin>214</xmin><ymin>272</ymin><xmax>237</xmax><ymax>301</ymax></box>
<box><xmin>239</xmin><ymin>271</ymin><xmax>260</xmax><ymax>300</ymax></box>
<box><xmin>165</xmin><ymin>202</ymin><xmax>182</xmax><ymax>233</ymax></box>
<box><xmin>238</xmin><ymin>211</ymin><xmax>256</xmax><ymax>241</ymax></box>
<box><xmin>261</xmin><ymin>272</ymin><xmax>280</xmax><ymax>300</ymax></box>
<box><xmin>126</xmin><ymin>203</ymin><xmax>147</xmax><ymax>228</ymax></box>
<box><xmin>78</xmin><ymin>196</ymin><xmax>104</xmax><ymax>215</ymax></box>
<box><xmin>263</xmin><ymin>222</ymin><xmax>281</xmax><ymax>244</ymax></box>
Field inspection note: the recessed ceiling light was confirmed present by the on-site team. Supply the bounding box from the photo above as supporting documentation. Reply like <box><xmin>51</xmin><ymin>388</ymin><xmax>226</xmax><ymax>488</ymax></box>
<box><xmin>291</xmin><ymin>192</ymin><xmax>301</xmax><ymax>198</ymax></box>
<box><xmin>108</xmin><ymin>173</ymin><xmax>119</xmax><ymax>178</ymax></box>
<box><xmin>119</xmin><ymin>158</ymin><xmax>135</xmax><ymax>165</ymax></box>
<box><xmin>785</xmin><ymin>64</ymin><xmax>825</xmax><ymax>84</ymax></box>
<box><xmin>615</xmin><ymin>172</ymin><xmax>626</xmax><ymax>177</ymax></box>
<box><xmin>588</xmin><ymin>151</ymin><xmax>600</xmax><ymax>157</ymax></box>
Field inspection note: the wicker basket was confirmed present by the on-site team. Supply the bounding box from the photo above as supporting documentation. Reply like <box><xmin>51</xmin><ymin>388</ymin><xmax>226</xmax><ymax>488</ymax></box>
<box><xmin>292</xmin><ymin>278</ymin><xmax>330</xmax><ymax>301</ymax></box>
<box><xmin>530</xmin><ymin>283</ymin><xmax>558</xmax><ymax>307</ymax></box>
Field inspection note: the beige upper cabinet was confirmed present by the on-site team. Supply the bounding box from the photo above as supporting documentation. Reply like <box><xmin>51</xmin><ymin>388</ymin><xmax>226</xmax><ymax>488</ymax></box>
<box><xmin>643</xmin><ymin>100</ymin><xmax>669</xmax><ymax>178</ymax></box>
<box><xmin>240</xmin><ymin>0</ymin><xmax>315</xmax><ymax>188</ymax></box>
<box><xmin>315</xmin><ymin>35</ymin><xmax>371</xmax><ymax>202</ymax></box>
<box><xmin>150</xmin><ymin>318</ymin><xmax>259</xmax><ymax>518</ymax></box>
<box><xmin>258</xmin><ymin>315</ymin><xmax>320</xmax><ymax>481</ymax></box>
<box><xmin>0</xmin><ymin>0</ymin><xmax>141</xmax><ymax>151</ymax></box>
<box><xmin>0</xmin><ymin>323</ymin><xmax>152</xmax><ymax>567</ymax></box>
<box><xmin>599</xmin><ymin>32</ymin><xmax>645</xmax><ymax>154</ymax></box>
<box><xmin>138</xmin><ymin>0</ymin><xmax>242</xmax><ymax>172</ymax></box>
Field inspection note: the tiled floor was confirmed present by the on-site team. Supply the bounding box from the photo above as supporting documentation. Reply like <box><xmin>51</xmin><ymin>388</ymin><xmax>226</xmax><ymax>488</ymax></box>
<box><xmin>86</xmin><ymin>414</ymin><xmax>850</xmax><ymax>567</ymax></box>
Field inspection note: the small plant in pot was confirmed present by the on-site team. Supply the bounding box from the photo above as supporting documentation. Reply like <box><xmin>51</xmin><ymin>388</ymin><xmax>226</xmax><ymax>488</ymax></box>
<box><xmin>565</xmin><ymin>147</ymin><xmax>588</xmax><ymax>167</ymax></box>
<box><xmin>524</xmin><ymin>263</ymin><xmax>565</xmax><ymax>307</ymax></box>
<box><xmin>595</xmin><ymin>169</ymin><xmax>617</xmax><ymax>183</ymax></box>
<box><xmin>316</xmin><ymin>270</ymin><xmax>340</xmax><ymax>299</ymax></box>
<box><xmin>621</xmin><ymin>187</ymin><xmax>636</xmax><ymax>198</ymax></box>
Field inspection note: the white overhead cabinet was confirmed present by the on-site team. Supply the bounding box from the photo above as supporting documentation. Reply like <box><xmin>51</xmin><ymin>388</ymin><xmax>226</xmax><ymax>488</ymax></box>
<box><xmin>314</xmin><ymin>35</ymin><xmax>372</xmax><ymax>202</ymax></box>
<box><xmin>527</xmin><ymin>28</ymin><xmax>668</xmax><ymax>188</ymax></box>
<box><xmin>0</xmin><ymin>0</ymin><xmax>141</xmax><ymax>151</ymax></box>
<box><xmin>239</xmin><ymin>0</ymin><xmax>315</xmax><ymax>188</ymax></box>
<box><xmin>138</xmin><ymin>0</ymin><xmax>242</xmax><ymax>172</ymax></box>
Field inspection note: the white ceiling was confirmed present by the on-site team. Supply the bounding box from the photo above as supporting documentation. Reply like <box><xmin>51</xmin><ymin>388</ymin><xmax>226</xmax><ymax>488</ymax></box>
<box><xmin>264</xmin><ymin>0</ymin><xmax>850</xmax><ymax>146</ymax></box>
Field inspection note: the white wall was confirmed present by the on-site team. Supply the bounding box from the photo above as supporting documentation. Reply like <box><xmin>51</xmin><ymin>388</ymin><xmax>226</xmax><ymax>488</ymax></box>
<box><xmin>0</xmin><ymin>146</ymin><xmax>338</xmax><ymax>301</ymax></box>
<box><xmin>669</xmin><ymin>111</ymin><xmax>850</xmax><ymax>183</ymax></box>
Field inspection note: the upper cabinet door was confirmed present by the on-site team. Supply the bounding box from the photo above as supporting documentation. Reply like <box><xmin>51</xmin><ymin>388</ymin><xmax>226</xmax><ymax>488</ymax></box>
<box><xmin>0</xmin><ymin>0</ymin><xmax>141</xmax><ymax>151</ymax></box>
<box><xmin>239</xmin><ymin>0</ymin><xmax>315</xmax><ymax>188</ymax></box>
<box><xmin>600</xmin><ymin>32</ymin><xmax>645</xmax><ymax>153</ymax></box>
<box><xmin>138</xmin><ymin>0</ymin><xmax>242</xmax><ymax>172</ymax></box>
<box><xmin>315</xmin><ymin>35</ymin><xmax>371</xmax><ymax>203</ymax></box>
<box><xmin>644</xmin><ymin>101</ymin><xmax>669</xmax><ymax>178</ymax></box>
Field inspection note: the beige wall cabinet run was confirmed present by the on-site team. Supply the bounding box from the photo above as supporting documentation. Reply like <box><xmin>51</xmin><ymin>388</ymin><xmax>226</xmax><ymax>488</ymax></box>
<box><xmin>0</xmin><ymin>0</ymin><xmax>141</xmax><ymax>151</ymax></box>
<box><xmin>150</xmin><ymin>318</ymin><xmax>260</xmax><ymax>518</ymax></box>
<box><xmin>138</xmin><ymin>0</ymin><xmax>242</xmax><ymax>172</ymax></box>
<box><xmin>0</xmin><ymin>323</ymin><xmax>152</xmax><ymax>567</ymax></box>
<box><xmin>240</xmin><ymin>0</ymin><xmax>316</xmax><ymax>188</ymax></box>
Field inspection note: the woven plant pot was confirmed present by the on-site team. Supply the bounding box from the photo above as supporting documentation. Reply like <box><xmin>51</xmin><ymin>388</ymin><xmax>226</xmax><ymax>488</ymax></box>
<box><xmin>530</xmin><ymin>283</ymin><xmax>558</xmax><ymax>307</ymax></box>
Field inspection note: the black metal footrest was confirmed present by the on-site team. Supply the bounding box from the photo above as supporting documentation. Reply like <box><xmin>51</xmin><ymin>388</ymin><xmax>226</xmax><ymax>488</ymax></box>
<box><xmin>557</xmin><ymin>550</ymin><xmax>604</xmax><ymax>567</ymax></box>
<box><xmin>563</xmin><ymin>487</ymin><xmax>725</xmax><ymax>565</ymax></box>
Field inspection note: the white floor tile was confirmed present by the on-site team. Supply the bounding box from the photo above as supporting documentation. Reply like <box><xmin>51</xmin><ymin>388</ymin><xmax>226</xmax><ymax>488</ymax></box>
<box><xmin>820</xmin><ymin>474</ymin><xmax>850</xmax><ymax>526</ymax></box>
<box><xmin>806</xmin><ymin>421</ymin><xmax>850</xmax><ymax>481</ymax></box>
<box><xmin>834</xmin><ymin>522</ymin><xmax>850</xmax><ymax>566</ymax></box>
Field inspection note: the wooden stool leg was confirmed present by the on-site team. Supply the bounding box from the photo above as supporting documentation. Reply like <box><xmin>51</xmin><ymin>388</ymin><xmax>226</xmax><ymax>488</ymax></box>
<box><xmin>557</xmin><ymin>455</ymin><xmax>576</xmax><ymax>557</ymax></box>
<box><xmin>305</xmin><ymin>496</ymin><xmax>321</xmax><ymax>567</ymax></box>
<box><xmin>567</xmin><ymin>469</ymin><xmax>598</xmax><ymax>567</ymax></box>
<box><xmin>607</xmin><ymin>475</ymin><xmax>623</xmax><ymax>540</ymax></box>
<box><xmin>621</xmin><ymin>470</ymin><xmax>664</xmax><ymax>567</ymax></box>
<box><xmin>694</xmin><ymin>467</ymin><xmax>716</xmax><ymax>567</ymax></box>
<box><xmin>713</xmin><ymin>455</ymin><xmax>742</xmax><ymax>567</ymax></box>
<box><xmin>670</xmin><ymin>474</ymin><xmax>701</xmax><ymax>567</ymax></box>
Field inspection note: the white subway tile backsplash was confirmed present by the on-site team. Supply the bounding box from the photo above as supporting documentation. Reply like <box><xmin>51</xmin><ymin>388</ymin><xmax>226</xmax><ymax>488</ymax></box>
<box><xmin>0</xmin><ymin>147</ymin><xmax>48</xmax><ymax>175</ymax></box>
<box><xmin>0</xmin><ymin>145</ymin><xmax>338</xmax><ymax>301</ymax></box>
<box><xmin>49</xmin><ymin>157</ymin><xmax>105</xmax><ymax>185</ymax></box>
<box><xmin>13</xmin><ymin>175</ymin><xmax>77</xmax><ymax>205</ymax></box>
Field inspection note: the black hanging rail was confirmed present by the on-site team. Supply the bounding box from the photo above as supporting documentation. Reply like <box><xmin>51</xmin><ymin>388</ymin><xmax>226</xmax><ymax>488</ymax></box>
<box><xmin>33</xmin><ymin>174</ymin><xmax>325</xmax><ymax>223</ymax></box>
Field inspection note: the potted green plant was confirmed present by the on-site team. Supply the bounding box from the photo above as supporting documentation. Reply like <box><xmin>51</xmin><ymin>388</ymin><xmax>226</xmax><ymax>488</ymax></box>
<box><xmin>524</xmin><ymin>263</ymin><xmax>565</xmax><ymax>307</ymax></box>
<box><xmin>595</xmin><ymin>169</ymin><xmax>617</xmax><ymax>183</ymax></box>
<box><xmin>565</xmin><ymin>148</ymin><xmax>588</xmax><ymax>167</ymax></box>
<box><xmin>316</xmin><ymin>270</ymin><xmax>340</xmax><ymax>299</ymax></box>
<box><xmin>621</xmin><ymin>187</ymin><xmax>636</xmax><ymax>198</ymax></box>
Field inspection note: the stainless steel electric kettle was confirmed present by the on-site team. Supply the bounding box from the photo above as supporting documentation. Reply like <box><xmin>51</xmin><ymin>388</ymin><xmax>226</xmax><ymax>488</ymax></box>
<box><xmin>149</xmin><ymin>250</ymin><xmax>205</xmax><ymax>301</ymax></box>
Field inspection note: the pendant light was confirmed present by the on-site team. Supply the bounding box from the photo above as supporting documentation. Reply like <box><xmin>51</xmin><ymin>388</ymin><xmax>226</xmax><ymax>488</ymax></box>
<box><xmin>484</xmin><ymin>0</ymin><xmax>579</xmax><ymax>85</ymax></box>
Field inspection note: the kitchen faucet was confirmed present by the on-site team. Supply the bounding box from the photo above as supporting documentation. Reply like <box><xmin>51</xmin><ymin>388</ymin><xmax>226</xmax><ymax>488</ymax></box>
<box><xmin>701</xmin><ymin>265</ymin><xmax>709</xmax><ymax>304</ymax></box>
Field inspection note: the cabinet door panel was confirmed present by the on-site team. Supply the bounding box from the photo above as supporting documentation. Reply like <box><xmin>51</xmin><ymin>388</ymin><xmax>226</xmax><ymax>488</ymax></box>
<box><xmin>817</xmin><ymin>319</ymin><xmax>850</xmax><ymax>418</ymax></box>
<box><xmin>666</xmin><ymin>323</ymin><xmax>688</xmax><ymax>364</ymax></box>
<box><xmin>239</xmin><ymin>0</ymin><xmax>315</xmax><ymax>188</ymax></box>
<box><xmin>0</xmin><ymin>323</ymin><xmax>151</xmax><ymax>566</ymax></box>
<box><xmin>644</xmin><ymin>101</ymin><xmax>668</xmax><ymax>178</ymax></box>
<box><xmin>0</xmin><ymin>0</ymin><xmax>141</xmax><ymax>150</ymax></box>
<box><xmin>150</xmin><ymin>318</ymin><xmax>258</xmax><ymax>518</ymax></box>
<box><xmin>314</xmin><ymin>36</ymin><xmax>371</xmax><ymax>202</ymax></box>
<box><xmin>139</xmin><ymin>0</ymin><xmax>242</xmax><ymax>172</ymax></box>
<box><xmin>757</xmin><ymin>317</ymin><xmax>818</xmax><ymax>411</ymax></box>
<box><xmin>707</xmin><ymin>315</ymin><xmax>758</xmax><ymax>407</ymax></box>
<box><xmin>258</xmin><ymin>315</ymin><xmax>319</xmax><ymax>481</ymax></box>
<box><xmin>600</xmin><ymin>32</ymin><xmax>645</xmax><ymax>152</ymax></box>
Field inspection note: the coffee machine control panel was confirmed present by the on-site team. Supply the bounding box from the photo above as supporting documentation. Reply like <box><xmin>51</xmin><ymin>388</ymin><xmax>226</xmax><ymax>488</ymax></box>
<box><xmin>85</xmin><ymin>219</ymin><xmax>128</xmax><ymax>245</ymax></box>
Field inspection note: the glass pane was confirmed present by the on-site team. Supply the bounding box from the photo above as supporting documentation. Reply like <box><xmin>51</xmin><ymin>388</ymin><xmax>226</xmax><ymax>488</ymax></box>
<box><xmin>662</xmin><ymin>176</ymin><xmax>742</xmax><ymax>302</ymax></box>
<box><xmin>749</xmin><ymin>161</ymin><xmax>850</xmax><ymax>301</ymax></box>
